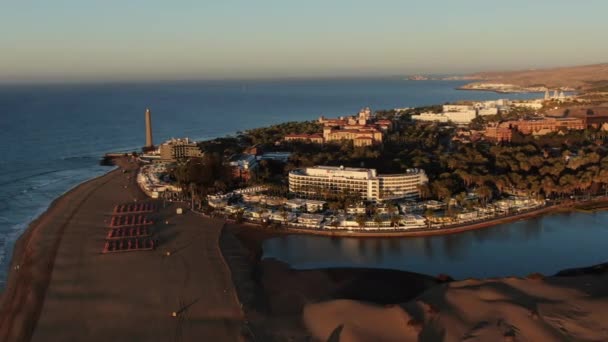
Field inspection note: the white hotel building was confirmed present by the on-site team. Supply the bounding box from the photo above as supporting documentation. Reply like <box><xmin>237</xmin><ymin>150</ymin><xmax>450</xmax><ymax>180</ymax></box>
<box><xmin>288</xmin><ymin>166</ymin><xmax>428</xmax><ymax>201</ymax></box>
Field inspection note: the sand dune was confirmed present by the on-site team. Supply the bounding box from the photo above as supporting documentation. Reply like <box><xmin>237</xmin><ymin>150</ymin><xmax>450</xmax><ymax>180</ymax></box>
<box><xmin>304</xmin><ymin>272</ymin><xmax>608</xmax><ymax>341</ymax></box>
<box><xmin>303</xmin><ymin>300</ymin><xmax>419</xmax><ymax>342</ymax></box>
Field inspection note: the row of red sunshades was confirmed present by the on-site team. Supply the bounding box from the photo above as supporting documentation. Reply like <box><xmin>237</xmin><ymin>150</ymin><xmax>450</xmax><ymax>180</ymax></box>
<box><xmin>103</xmin><ymin>202</ymin><xmax>157</xmax><ymax>254</ymax></box>
<box><xmin>102</xmin><ymin>237</ymin><xmax>156</xmax><ymax>253</ymax></box>
<box><xmin>113</xmin><ymin>203</ymin><xmax>156</xmax><ymax>214</ymax></box>
<box><xmin>110</xmin><ymin>215</ymin><xmax>153</xmax><ymax>227</ymax></box>
<box><xmin>106</xmin><ymin>226</ymin><xmax>151</xmax><ymax>239</ymax></box>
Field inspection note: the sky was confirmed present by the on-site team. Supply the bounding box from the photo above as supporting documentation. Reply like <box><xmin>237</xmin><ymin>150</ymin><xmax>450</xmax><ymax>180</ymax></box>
<box><xmin>1</xmin><ymin>0</ymin><xmax>607</xmax><ymax>83</ymax></box>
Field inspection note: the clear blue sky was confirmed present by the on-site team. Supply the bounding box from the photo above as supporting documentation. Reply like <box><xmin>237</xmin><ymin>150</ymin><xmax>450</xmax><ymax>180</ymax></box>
<box><xmin>1</xmin><ymin>0</ymin><xmax>607</xmax><ymax>82</ymax></box>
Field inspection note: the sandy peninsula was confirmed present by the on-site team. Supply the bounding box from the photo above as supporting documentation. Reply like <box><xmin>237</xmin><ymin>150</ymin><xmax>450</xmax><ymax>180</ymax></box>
<box><xmin>0</xmin><ymin>159</ymin><xmax>244</xmax><ymax>342</ymax></box>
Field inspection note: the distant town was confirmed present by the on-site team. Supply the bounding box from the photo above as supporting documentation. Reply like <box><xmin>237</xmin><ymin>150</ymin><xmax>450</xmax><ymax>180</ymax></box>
<box><xmin>129</xmin><ymin>87</ymin><xmax>608</xmax><ymax>235</ymax></box>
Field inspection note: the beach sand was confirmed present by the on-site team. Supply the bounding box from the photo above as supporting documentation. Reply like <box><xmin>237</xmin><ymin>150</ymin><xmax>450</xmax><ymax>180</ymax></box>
<box><xmin>0</xmin><ymin>159</ymin><xmax>244</xmax><ymax>341</ymax></box>
<box><xmin>303</xmin><ymin>271</ymin><xmax>608</xmax><ymax>341</ymax></box>
<box><xmin>223</xmin><ymin>224</ymin><xmax>443</xmax><ymax>341</ymax></box>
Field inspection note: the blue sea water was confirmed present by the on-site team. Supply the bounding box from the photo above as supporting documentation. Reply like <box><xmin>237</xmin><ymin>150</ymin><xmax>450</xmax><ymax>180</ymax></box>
<box><xmin>0</xmin><ymin>78</ymin><xmax>541</xmax><ymax>287</ymax></box>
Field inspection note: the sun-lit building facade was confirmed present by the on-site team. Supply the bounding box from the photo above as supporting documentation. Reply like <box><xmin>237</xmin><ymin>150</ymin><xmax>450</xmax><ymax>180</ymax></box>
<box><xmin>288</xmin><ymin>165</ymin><xmax>427</xmax><ymax>201</ymax></box>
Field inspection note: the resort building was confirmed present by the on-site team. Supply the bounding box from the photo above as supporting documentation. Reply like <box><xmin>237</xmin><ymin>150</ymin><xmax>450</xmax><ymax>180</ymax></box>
<box><xmin>284</xmin><ymin>198</ymin><xmax>327</xmax><ymax>212</ymax></box>
<box><xmin>412</xmin><ymin>104</ymin><xmax>478</xmax><ymax>124</ymax></box>
<box><xmin>322</xmin><ymin>126</ymin><xmax>383</xmax><ymax>146</ymax></box>
<box><xmin>284</xmin><ymin>133</ymin><xmax>324</xmax><ymax>144</ymax></box>
<box><xmin>346</xmin><ymin>204</ymin><xmax>367</xmax><ymax>214</ymax></box>
<box><xmin>483</xmin><ymin>117</ymin><xmax>586</xmax><ymax>142</ymax></box>
<box><xmin>483</xmin><ymin>123</ymin><xmax>514</xmax><ymax>142</ymax></box>
<box><xmin>477</xmin><ymin>107</ymin><xmax>499</xmax><ymax>116</ymax></box>
<box><xmin>510</xmin><ymin>100</ymin><xmax>544</xmax><ymax>110</ymax></box>
<box><xmin>229</xmin><ymin>154</ymin><xmax>258</xmax><ymax>182</ymax></box>
<box><xmin>288</xmin><ymin>165</ymin><xmax>428</xmax><ymax>202</ymax></box>
<box><xmin>159</xmin><ymin>138</ymin><xmax>203</xmax><ymax>161</ymax></box>
<box><xmin>284</xmin><ymin>107</ymin><xmax>387</xmax><ymax>147</ymax></box>
<box><xmin>269</xmin><ymin>211</ymin><xmax>296</xmax><ymax>223</ymax></box>
<box><xmin>297</xmin><ymin>213</ymin><xmax>325</xmax><ymax>226</ymax></box>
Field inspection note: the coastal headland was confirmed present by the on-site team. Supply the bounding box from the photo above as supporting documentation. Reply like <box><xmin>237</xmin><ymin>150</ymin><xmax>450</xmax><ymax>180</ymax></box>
<box><xmin>459</xmin><ymin>63</ymin><xmax>608</xmax><ymax>93</ymax></box>
<box><xmin>0</xmin><ymin>158</ymin><xmax>244</xmax><ymax>342</ymax></box>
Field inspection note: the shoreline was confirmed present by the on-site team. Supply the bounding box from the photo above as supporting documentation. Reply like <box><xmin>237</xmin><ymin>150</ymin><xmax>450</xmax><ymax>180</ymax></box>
<box><xmin>456</xmin><ymin>85</ymin><xmax>546</xmax><ymax>94</ymax></box>
<box><xmin>0</xmin><ymin>166</ymin><xmax>122</xmax><ymax>341</ymax></box>
<box><xmin>0</xmin><ymin>160</ymin><xmax>245</xmax><ymax>341</ymax></box>
<box><xmin>0</xmin><ymin>165</ymin><xmax>117</xmax><ymax>288</ymax></box>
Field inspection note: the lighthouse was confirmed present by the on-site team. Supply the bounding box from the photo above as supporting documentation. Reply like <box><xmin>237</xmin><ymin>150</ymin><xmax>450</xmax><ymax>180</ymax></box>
<box><xmin>145</xmin><ymin>108</ymin><xmax>154</xmax><ymax>150</ymax></box>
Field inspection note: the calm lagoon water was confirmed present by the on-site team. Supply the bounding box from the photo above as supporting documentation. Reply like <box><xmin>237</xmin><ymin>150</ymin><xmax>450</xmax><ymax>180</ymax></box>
<box><xmin>0</xmin><ymin>78</ymin><xmax>545</xmax><ymax>287</ymax></box>
<box><xmin>262</xmin><ymin>210</ymin><xmax>608</xmax><ymax>279</ymax></box>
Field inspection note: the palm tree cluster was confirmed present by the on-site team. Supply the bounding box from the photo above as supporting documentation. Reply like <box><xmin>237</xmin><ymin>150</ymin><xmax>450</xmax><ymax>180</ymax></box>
<box><xmin>434</xmin><ymin>139</ymin><xmax>608</xmax><ymax>201</ymax></box>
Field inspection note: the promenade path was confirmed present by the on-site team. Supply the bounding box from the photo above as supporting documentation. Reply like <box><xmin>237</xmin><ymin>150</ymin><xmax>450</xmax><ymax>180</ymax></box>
<box><xmin>0</xmin><ymin>159</ymin><xmax>243</xmax><ymax>342</ymax></box>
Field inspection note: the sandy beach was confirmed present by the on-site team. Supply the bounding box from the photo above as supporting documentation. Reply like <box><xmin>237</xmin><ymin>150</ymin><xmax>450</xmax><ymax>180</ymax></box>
<box><xmin>0</xmin><ymin>159</ymin><xmax>244</xmax><ymax>342</ymax></box>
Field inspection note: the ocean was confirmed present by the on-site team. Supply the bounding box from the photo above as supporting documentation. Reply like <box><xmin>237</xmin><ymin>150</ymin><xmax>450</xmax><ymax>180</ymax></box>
<box><xmin>0</xmin><ymin>78</ymin><xmax>540</xmax><ymax>287</ymax></box>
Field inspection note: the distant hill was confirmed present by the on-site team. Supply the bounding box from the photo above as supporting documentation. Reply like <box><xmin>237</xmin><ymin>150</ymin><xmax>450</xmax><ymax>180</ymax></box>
<box><xmin>466</xmin><ymin>63</ymin><xmax>608</xmax><ymax>91</ymax></box>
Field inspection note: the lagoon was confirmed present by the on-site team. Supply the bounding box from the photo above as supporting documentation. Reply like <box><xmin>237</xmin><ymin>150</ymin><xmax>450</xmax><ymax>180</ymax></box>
<box><xmin>262</xmin><ymin>210</ymin><xmax>608</xmax><ymax>279</ymax></box>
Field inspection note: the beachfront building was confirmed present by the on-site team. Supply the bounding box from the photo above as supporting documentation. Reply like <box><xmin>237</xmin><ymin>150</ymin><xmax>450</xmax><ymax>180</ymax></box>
<box><xmin>296</xmin><ymin>213</ymin><xmax>325</xmax><ymax>227</ymax></box>
<box><xmin>346</xmin><ymin>204</ymin><xmax>367</xmax><ymax>214</ymax></box>
<box><xmin>288</xmin><ymin>165</ymin><xmax>428</xmax><ymax>202</ymax></box>
<box><xmin>268</xmin><ymin>211</ymin><xmax>296</xmax><ymax>223</ymax></box>
<box><xmin>159</xmin><ymin>138</ymin><xmax>204</xmax><ymax>161</ymax></box>
<box><xmin>284</xmin><ymin>198</ymin><xmax>327</xmax><ymax>212</ymax></box>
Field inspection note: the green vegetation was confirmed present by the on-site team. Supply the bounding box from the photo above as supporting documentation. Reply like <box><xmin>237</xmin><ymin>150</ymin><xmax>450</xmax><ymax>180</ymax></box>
<box><xmin>168</xmin><ymin>153</ymin><xmax>235</xmax><ymax>207</ymax></box>
<box><xmin>245</xmin><ymin>121</ymin><xmax>322</xmax><ymax>145</ymax></box>
<box><xmin>172</xmin><ymin>105</ymin><xmax>608</xmax><ymax>208</ymax></box>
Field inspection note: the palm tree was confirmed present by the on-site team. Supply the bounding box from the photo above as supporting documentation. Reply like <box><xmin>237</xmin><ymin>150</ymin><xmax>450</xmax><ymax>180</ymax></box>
<box><xmin>424</xmin><ymin>209</ymin><xmax>434</xmax><ymax>229</ymax></box>
<box><xmin>476</xmin><ymin>185</ymin><xmax>492</xmax><ymax>205</ymax></box>
<box><xmin>189</xmin><ymin>182</ymin><xmax>197</xmax><ymax>209</ymax></box>
<box><xmin>390</xmin><ymin>214</ymin><xmax>401</xmax><ymax>228</ymax></box>
<box><xmin>235</xmin><ymin>209</ymin><xmax>244</xmax><ymax>223</ymax></box>
<box><xmin>373</xmin><ymin>213</ymin><xmax>383</xmax><ymax>228</ymax></box>
<box><xmin>280</xmin><ymin>207</ymin><xmax>289</xmax><ymax>225</ymax></box>
<box><xmin>355</xmin><ymin>214</ymin><xmax>367</xmax><ymax>228</ymax></box>
<box><xmin>417</xmin><ymin>183</ymin><xmax>431</xmax><ymax>200</ymax></box>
